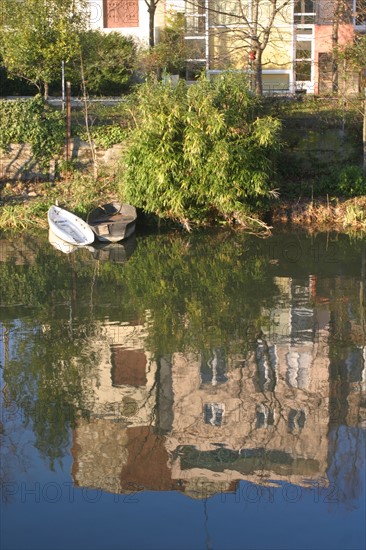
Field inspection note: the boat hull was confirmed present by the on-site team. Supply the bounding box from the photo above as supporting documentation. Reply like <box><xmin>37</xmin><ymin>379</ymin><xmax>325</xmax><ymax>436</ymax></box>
<box><xmin>48</xmin><ymin>205</ymin><xmax>95</xmax><ymax>246</ymax></box>
<box><xmin>87</xmin><ymin>203</ymin><xmax>137</xmax><ymax>243</ymax></box>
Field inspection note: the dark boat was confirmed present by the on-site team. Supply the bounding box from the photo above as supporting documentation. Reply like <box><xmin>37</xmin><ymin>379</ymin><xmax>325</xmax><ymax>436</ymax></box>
<box><xmin>87</xmin><ymin>202</ymin><xmax>137</xmax><ymax>243</ymax></box>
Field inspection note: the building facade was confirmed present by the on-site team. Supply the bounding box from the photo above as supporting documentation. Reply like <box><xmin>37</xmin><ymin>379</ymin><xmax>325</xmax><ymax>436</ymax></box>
<box><xmin>87</xmin><ymin>0</ymin><xmax>184</xmax><ymax>43</ymax></box>
<box><xmin>184</xmin><ymin>0</ymin><xmax>364</xmax><ymax>93</ymax></box>
<box><xmin>86</xmin><ymin>1</ymin><xmax>364</xmax><ymax>94</ymax></box>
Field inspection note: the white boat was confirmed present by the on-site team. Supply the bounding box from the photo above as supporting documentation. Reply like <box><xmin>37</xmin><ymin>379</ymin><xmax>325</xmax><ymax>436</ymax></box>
<box><xmin>48</xmin><ymin>205</ymin><xmax>95</xmax><ymax>246</ymax></box>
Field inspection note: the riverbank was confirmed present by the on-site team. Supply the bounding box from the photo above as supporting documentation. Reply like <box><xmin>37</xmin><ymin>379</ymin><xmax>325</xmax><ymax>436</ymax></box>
<box><xmin>1</xmin><ymin>91</ymin><xmax>365</xmax><ymax>235</ymax></box>
<box><xmin>270</xmin><ymin>196</ymin><xmax>366</xmax><ymax>233</ymax></box>
<box><xmin>0</xmin><ymin>176</ymin><xmax>365</xmax><ymax>234</ymax></box>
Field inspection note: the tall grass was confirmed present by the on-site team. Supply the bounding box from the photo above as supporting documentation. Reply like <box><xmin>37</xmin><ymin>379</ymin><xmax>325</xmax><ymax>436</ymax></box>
<box><xmin>0</xmin><ymin>173</ymin><xmax>120</xmax><ymax>232</ymax></box>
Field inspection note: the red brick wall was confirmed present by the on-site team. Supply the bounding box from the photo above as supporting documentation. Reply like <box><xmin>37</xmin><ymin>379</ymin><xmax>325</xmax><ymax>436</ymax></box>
<box><xmin>103</xmin><ymin>0</ymin><xmax>139</xmax><ymax>28</ymax></box>
<box><xmin>314</xmin><ymin>23</ymin><xmax>354</xmax><ymax>94</ymax></box>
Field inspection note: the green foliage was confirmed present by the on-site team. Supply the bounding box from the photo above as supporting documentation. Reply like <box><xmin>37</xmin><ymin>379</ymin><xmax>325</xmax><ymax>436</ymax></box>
<box><xmin>0</xmin><ymin>0</ymin><xmax>88</xmax><ymax>95</ymax></box>
<box><xmin>335</xmin><ymin>35</ymin><xmax>366</xmax><ymax>70</ymax></box>
<box><xmin>68</xmin><ymin>30</ymin><xmax>137</xmax><ymax>96</ymax></box>
<box><xmin>337</xmin><ymin>166</ymin><xmax>366</xmax><ymax>197</ymax></box>
<box><xmin>137</xmin><ymin>13</ymin><xmax>188</xmax><ymax>76</ymax></box>
<box><xmin>0</xmin><ymin>96</ymin><xmax>65</xmax><ymax>164</ymax></box>
<box><xmin>0</xmin><ymin>61</ymin><xmax>38</xmax><ymax>96</ymax></box>
<box><xmin>315</xmin><ymin>165</ymin><xmax>366</xmax><ymax>198</ymax></box>
<box><xmin>120</xmin><ymin>73</ymin><xmax>282</xmax><ymax>228</ymax></box>
<box><xmin>77</xmin><ymin>124</ymin><xmax>128</xmax><ymax>148</ymax></box>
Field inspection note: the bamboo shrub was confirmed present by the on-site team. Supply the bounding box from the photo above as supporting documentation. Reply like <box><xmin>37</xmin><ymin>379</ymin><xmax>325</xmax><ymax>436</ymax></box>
<box><xmin>120</xmin><ymin>73</ymin><xmax>282</xmax><ymax>229</ymax></box>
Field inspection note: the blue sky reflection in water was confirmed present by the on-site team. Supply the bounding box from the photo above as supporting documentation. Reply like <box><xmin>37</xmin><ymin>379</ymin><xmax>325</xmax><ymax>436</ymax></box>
<box><xmin>0</xmin><ymin>230</ymin><xmax>365</xmax><ymax>550</ymax></box>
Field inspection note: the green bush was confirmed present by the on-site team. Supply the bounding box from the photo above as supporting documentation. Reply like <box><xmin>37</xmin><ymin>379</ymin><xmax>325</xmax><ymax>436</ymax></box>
<box><xmin>77</xmin><ymin>124</ymin><xmax>127</xmax><ymax>149</ymax></box>
<box><xmin>67</xmin><ymin>30</ymin><xmax>137</xmax><ymax>96</ymax></box>
<box><xmin>337</xmin><ymin>165</ymin><xmax>366</xmax><ymax>197</ymax></box>
<box><xmin>0</xmin><ymin>65</ymin><xmax>38</xmax><ymax>96</ymax></box>
<box><xmin>0</xmin><ymin>96</ymin><xmax>65</xmax><ymax>164</ymax></box>
<box><xmin>120</xmin><ymin>73</ymin><xmax>282</xmax><ymax>228</ymax></box>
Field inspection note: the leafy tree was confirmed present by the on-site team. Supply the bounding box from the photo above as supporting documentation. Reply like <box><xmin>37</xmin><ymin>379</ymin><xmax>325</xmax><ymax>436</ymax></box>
<box><xmin>68</xmin><ymin>30</ymin><xmax>137</xmax><ymax>96</ymax></box>
<box><xmin>120</xmin><ymin>72</ymin><xmax>282</xmax><ymax>229</ymax></box>
<box><xmin>328</xmin><ymin>0</ymin><xmax>358</xmax><ymax>93</ymax></box>
<box><xmin>137</xmin><ymin>12</ymin><xmax>188</xmax><ymax>77</ymax></box>
<box><xmin>0</xmin><ymin>0</ymin><xmax>88</xmax><ymax>98</ymax></box>
<box><xmin>0</xmin><ymin>52</ymin><xmax>38</xmax><ymax>95</ymax></box>
<box><xmin>336</xmin><ymin>34</ymin><xmax>366</xmax><ymax>175</ymax></box>
<box><xmin>337</xmin><ymin>34</ymin><xmax>366</xmax><ymax>71</ymax></box>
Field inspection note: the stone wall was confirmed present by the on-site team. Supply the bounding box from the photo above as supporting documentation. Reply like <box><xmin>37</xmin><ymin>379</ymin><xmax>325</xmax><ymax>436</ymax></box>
<box><xmin>1</xmin><ymin>128</ymin><xmax>361</xmax><ymax>184</ymax></box>
<box><xmin>0</xmin><ymin>138</ymin><xmax>125</xmax><ymax>182</ymax></box>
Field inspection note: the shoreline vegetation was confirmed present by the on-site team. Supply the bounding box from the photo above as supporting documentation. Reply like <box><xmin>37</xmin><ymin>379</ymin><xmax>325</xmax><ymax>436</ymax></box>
<box><xmin>0</xmin><ymin>75</ymin><xmax>365</xmax><ymax>236</ymax></box>
<box><xmin>271</xmin><ymin>196</ymin><xmax>366</xmax><ymax>233</ymax></box>
<box><xmin>0</xmin><ymin>178</ymin><xmax>365</xmax><ymax>235</ymax></box>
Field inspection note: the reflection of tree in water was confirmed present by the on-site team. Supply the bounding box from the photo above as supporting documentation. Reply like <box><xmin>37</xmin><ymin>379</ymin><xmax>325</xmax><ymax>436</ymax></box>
<box><xmin>109</xmin><ymin>231</ymin><xmax>280</xmax><ymax>356</ymax></box>
<box><xmin>327</xmin><ymin>262</ymin><xmax>366</xmax><ymax>509</ymax></box>
<box><xmin>328</xmin><ymin>346</ymin><xmax>365</xmax><ymax>509</ymax></box>
<box><xmin>0</xmin><ymin>237</ymin><xmax>103</xmax><ymax>468</ymax></box>
<box><xmin>1</xmin><ymin>232</ymin><xmax>365</xmax><ymax>501</ymax></box>
<box><xmin>3</xmin><ymin>319</ymin><xmax>100</xmax><ymax>468</ymax></box>
<box><xmin>1</xmin><ymin>323</ymin><xmax>34</xmax><ymax>489</ymax></box>
<box><xmin>327</xmin><ymin>425</ymin><xmax>365</xmax><ymax>511</ymax></box>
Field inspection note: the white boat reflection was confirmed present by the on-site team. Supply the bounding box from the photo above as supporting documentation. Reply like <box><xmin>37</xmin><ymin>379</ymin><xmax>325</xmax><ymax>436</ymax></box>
<box><xmin>48</xmin><ymin>229</ymin><xmax>78</xmax><ymax>254</ymax></box>
<box><xmin>49</xmin><ymin>229</ymin><xmax>137</xmax><ymax>262</ymax></box>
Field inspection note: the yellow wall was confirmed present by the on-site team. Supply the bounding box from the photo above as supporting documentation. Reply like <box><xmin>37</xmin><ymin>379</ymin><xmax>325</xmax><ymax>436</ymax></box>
<box><xmin>207</xmin><ymin>1</ymin><xmax>293</xmax><ymax>72</ymax></box>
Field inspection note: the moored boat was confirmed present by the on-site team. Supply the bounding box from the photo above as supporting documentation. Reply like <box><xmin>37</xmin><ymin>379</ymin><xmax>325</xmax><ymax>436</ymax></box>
<box><xmin>87</xmin><ymin>202</ymin><xmax>137</xmax><ymax>243</ymax></box>
<box><xmin>48</xmin><ymin>205</ymin><xmax>95</xmax><ymax>246</ymax></box>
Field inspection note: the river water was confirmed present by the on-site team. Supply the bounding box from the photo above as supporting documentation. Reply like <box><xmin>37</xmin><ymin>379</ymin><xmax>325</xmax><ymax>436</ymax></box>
<box><xmin>0</xmin><ymin>229</ymin><xmax>365</xmax><ymax>550</ymax></box>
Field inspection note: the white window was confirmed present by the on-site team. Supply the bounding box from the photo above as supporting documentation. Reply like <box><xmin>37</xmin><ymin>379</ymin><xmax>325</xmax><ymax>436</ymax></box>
<box><xmin>256</xmin><ymin>341</ymin><xmax>277</xmax><ymax>392</ymax></box>
<box><xmin>294</xmin><ymin>0</ymin><xmax>315</xmax><ymax>24</ymax></box>
<box><xmin>256</xmin><ymin>403</ymin><xmax>275</xmax><ymax>428</ymax></box>
<box><xmin>354</xmin><ymin>0</ymin><xmax>366</xmax><ymax>27</ymax></box>
<box><xmin>288</xmin><ymin>409</ymin><xmax>306</xmax><ymax>431</ymax></box>
<box><xmin>204</xmin><ymin>403</ymin><xmax>224</xmax><ymax>426</ymax></box>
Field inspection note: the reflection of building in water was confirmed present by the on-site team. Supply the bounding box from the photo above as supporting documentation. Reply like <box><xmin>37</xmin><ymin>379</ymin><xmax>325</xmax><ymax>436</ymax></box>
<box><xmin>80</xmin><ymin>320</ymin><xmax>157</xmax><ymax>425</ymax></box>
<box><xmin>165</xmin><ymin>276</ymin><xmax>331</xmax><ymax>490</ymax></box>
<box><xmin>268</xmin><ymin>276</ymin><xmax>330</xmax><ymax>392</ymax></box>
<box><xmin>72</xmin><ymin>421</ymin><xmax>182</xmax><ymax>494</ymax></box>
<box><xmin>71</xmin><ymin>277</ymin><xmax>365</xmax><ymax>499</ymax></box>
<box><xmin>345</xmin><ymin>345</ymin><xmax>366</xmax><ymax>427</ymax></box>
<box><xmin>72</xmin><ymin>319</ymin><xmax>160</xmax><ymax>493</ymax></box>
<box><xmin>330</xmin><ymin>343</ymin><xmax>366</xmax><ymax>429</ymax></box>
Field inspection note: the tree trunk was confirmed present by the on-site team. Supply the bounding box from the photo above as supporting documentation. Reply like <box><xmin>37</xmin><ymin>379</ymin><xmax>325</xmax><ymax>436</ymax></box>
<box><xmin>44</xmin><ymin>81</ymin><xmax>49</xmax><ymax>100</ymax></box>
<box><xmin>363</xmin><ymin>88</ymin><xmax>366</xmax><ymax>178</ymax></box>
<box><xmin>254</xmin><ymin>50</ymin><xmax>263</xmax><ymax>96</ymax></box>
<box><xmin>332</xmin><ymin>0</ymin><xmax>341</xmax><ymax>94</ymax></box>
<box><xmin>148</xmin><ymin>5</ymin><xmax>156</xmax><ymax>48</ymax></box>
